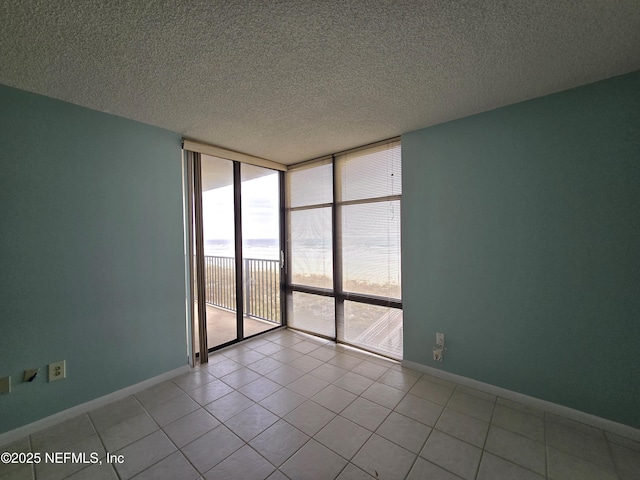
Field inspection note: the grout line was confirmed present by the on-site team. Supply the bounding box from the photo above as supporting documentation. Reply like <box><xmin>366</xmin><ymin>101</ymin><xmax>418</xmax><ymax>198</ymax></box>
<box><xmin>468</xmin><ymin>392</ymin><xmax>554</xmax><ymax>479</ymax></box>
<box><xmin>472</xmin><ymin>389</ymin><xmax>497</xmax><ymax>480</ymax></box>
<box><xmin>25</xmin><ymin>328</ymin><xmax>627</xmax><ymax>480</ymax></box>
<box><xmin>409</xmin><ymin>381</ymin><xmax>470</xmax><ymax>480</ymax></box>
<box><xmin>28</xmin><ymin>435</ymin><xmax>37</xmax><ymax>480</ymax></box>
<box><xmin>398</xmin><ymin>377</ymin><xmax>428</xmax><ymax>480</ymax></box>
<box><xmin>265</xmin><ymin>332</ymin><xmax>399</xmax><ymax>476</ymax></box>
<box><xmin>604</xmin><ymin>435</ymin><xmax>624</xmax><ymax>480</ymax></box>
<box><xmin>115</xmin><ymin>392</ymin><xmax>212</xmax><ymax>479</ymax></box>
<box><xmin>544</xmin><ymin>410</ymin><xmax>549</xmax><ymax>480</ymax></box>
<box><xmin>84</xmin><ymin>412</ymin><xmax>121</xmax><ymax>480</ymax></box>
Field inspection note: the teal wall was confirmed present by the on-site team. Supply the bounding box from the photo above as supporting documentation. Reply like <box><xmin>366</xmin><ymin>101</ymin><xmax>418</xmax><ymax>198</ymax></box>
<box><xmin>402</xmin><ymin>71</ymin><xmax>640</xmax><ymax>428</ymax></box>
<box><xmin>0</xmin><ymin>85</ymin><xmax>187</xmax><ymax>433</ymax></box>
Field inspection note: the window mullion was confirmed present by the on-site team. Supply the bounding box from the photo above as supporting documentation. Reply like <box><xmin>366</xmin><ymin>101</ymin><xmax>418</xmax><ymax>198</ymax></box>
<box><xmin>332</xmin><ymin>154</ymin><xmax>343</xmax><ymax>343</ymax></box>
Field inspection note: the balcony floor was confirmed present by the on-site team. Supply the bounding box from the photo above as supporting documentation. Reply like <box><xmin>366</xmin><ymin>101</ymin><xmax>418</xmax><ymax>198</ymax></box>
<box><xmin>194</xmin><ymin>303</ymin><xmax>280</xmax><ymax>352</ymax></box>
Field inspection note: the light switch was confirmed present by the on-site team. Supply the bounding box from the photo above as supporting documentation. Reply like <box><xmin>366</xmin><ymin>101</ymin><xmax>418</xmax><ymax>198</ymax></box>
<box><xmin>0</xmin><ymin>376</ymin><xmax>11</xmax><ymax>394</ymax></box>
<box><xmin>23</xmin><ymin>368</ymin><xmax>39</xmax><ymax>382</ymax></box>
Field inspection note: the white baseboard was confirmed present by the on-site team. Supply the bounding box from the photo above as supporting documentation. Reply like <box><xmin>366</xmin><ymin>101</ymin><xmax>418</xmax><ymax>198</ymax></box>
<box><xmin>0</xmin><ymin>365</ymin><xmax>189</xmax><ymax>447</ymax></box>
<box><xmin>402</xmin><ymin>359</ymin><xmax>640</xmax><ymax>442</ymax></box>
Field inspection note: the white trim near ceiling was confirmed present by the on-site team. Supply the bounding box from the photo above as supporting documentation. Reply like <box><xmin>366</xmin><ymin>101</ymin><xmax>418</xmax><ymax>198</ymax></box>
<box><xmin>183</xmin><ymin>139</ymin><xmax>287</xmax><ymax>172</ymax></box>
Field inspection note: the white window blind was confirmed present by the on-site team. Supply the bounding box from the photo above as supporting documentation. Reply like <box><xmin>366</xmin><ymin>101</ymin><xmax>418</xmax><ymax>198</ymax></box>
<box><xmin>287</xmin><ymin>159</ymin><xmax>334</xmax><ymax>290</ymax></box>
<box><xmin>288</xmin><ymin>159</ymin><xmax>333</xmax><ymax>208</ymax></box>
<box><xmin>285</xmin><ymin>138</ymin><xmax>402</xmax><ymax>359</ymax></box>
<box><xmin>336</xmin><ymin>139</ymin><xmax>403</xmax><ymax>359</ymax></box>
<box><xmin>290</xmin><ymin>208</ymin><xmax>333</xmax><ymax>289</ymax></box>
<box><xmin>339</xmin><ymin>141</ymin><xmax>402</xmax><ymax>202</ymax></box>
<box><xmin>289</xmin><ymin>292</ymin><xmax>335</xmax><ymax>338</ymax></box>
<box><xmin>337</xmin><ymin>140</ymin><xmax>402</xmax><ymax>300</ymax></box>
<box><xmin>344</xmin><ymin>302</ymin><xmax>403</xmax><ymax>359</ymax></box>
<box><xmin>341</xmin><ymin>201</ymin><xmax>401</xmax><ymax>299</ymax></box>
<box><xmin>287</xmin><ymin>159</ymin><xmax>335</xmax><ymax>337</ymax></box>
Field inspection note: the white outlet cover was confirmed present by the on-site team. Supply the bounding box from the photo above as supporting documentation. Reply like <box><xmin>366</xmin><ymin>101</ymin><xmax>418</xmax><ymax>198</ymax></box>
<box><xmin>49</xmin><ymin>360</ymin><xmax>66</xmax><ymax>382</ymax></box>
<box><xmin>436</xmin><ymin>333</ymin><xmax>445</xmax><ymax>346</ymax></box>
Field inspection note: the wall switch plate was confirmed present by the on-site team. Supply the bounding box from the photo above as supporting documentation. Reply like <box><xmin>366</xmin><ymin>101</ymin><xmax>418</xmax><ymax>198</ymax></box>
<box><xmin>0</xmin><ymin>376</ymin><xmax>11</xmax><ymax>394</ymax></box>
<box><xmin>24</xmin><ymin>368</ymin><xmax>40</xmax><ymax>382</ymax></box>
<box><xmin>436</xmin><ymin>333</ymin><xmax>445</xmax><ymax>346</ymax></box>
<box><xmin>49</xmin><ymin>361</ymin><xmax>66</xmax><ymax>382</ymax></box>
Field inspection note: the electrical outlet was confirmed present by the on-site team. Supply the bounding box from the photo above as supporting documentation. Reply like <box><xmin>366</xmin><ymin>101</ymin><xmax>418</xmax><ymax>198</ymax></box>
<box><xmin>49</xmin><ymin>360</ymin><xmax>66</xmax><ymax>382</ymax></box>
<box><xmin>0</xmin><ymin>376</ymin><xmax>10</xmax><ymax>394</ymax></box>
<box><xmin>436</xmin><ymin>333</ymin><xmax>445</xmax><ymax>346</ymax></box>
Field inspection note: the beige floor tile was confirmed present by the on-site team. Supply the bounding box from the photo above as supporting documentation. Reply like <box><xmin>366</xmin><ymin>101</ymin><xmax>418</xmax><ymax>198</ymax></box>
<box><xmin>435</xmin><ymin>408</ymin><xmax>489</xmax><ymax>448</ymax></box>
<box><xmin>485</xmin><ymin>426</ymin><xmax>545</xmax><ymax>475</ymax></box>
<box><xmin>258</xmin><ymin>388</ymin><xmax>306</xmax><ymax>417</ymax></box>
<box><xmin>341</xmin><ymin>397</ymin><xmax>391</xmax><ymax>431</ymax></box>
<box><xmin>311</xmin><ymin>385</ymin><xmax>357</xmax><ymax>413</ymax></box>
<box><xmin>361</xmin><ymin>382</ymin><xmax>406</xmax><ymax>409</ymax></box>
<box><xmin>204</xmin><ymin>391</ymin><xmax>254</xmax><ymax>422</ymax></box>
<box><xmin>204</xmin><ymin>445</ymin><xmax>274</xmax><ymax>480</ymax></box>
<box><xmin>394</xmin><ymin>393</ymin><xmax>443</xmax><ymax>426</ymax></box>
<box><xmin>315</xmin><ymin>416</ymin><xmax>372</xmax><ymax>460</ymax></box>
<box><xmin>163</xmin><ymin>408</ymin><xmax>220</xmax><ymax>448</ymax></box>
<box><xmin>280</xmin><ymin>440</ymin><xmax>347</xmax><ymax>480</ymax></box>
<box><xmin>352</xmin><ymin>434</ymin><xmax>416</xmax><ymax>480</ymax></box>
<box><xmin>249</xmin><ymin>419</ymin><xmax>309</xmax><ymax>466</ymax></box>
<box><xmin>225</xmin><ymin>404</ymin><xmax>279</xmax><ymax>441</ymax></box>
<box><xmin>181</xmin><ymin>425</ymin><xmax>243</xmax><ymax>474</ymax></box>
<box><xmin>132</xmin><ymin>451</ymin><xmax>199</xmax><ymax>480</ymax></box>
<box><xmin>114</xmin><ymin>430</ymin><xmax>175</xmax><ymax>479</ymax></box>
<box><xmin>547</xmin><ymin>446</ymin><xmax>617</xmax><ymax>480</ymax></box>
<box><xmin>376</xmin><ymin>411</ymin><xmax>432</xmax><ymax>454</ymax></box>
<box><xmin>477</xmin><ymin>452</ymin><xmax>544</xmax><ymax>480</ymax></box>
<box><xmin>492</xmin><ymin>404</ymin><xmax>544</xmax><ymax>443</ymax></box>
<box><xmin>420</xmin><ymin>430</ymin><xmax>482</xmax><ymax>480</ymax></box>
<box><xmin>284</xmin><ymin>400</ymin><xmax>335</xmax><ymax>436</ymax></box>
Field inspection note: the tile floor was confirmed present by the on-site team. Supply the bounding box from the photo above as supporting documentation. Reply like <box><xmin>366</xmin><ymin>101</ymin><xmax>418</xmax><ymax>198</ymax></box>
<box><xmin>1</xmin><ymin>328</ymin><xmax>639</xmax><ymax>480</ymax></box>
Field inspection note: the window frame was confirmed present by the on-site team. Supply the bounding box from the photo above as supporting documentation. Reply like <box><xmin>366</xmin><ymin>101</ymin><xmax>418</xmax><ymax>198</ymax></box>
<box><xmin>286</xmin><ymin>138</ymin><xmax>402</xmax><ymax>358</ymax></box>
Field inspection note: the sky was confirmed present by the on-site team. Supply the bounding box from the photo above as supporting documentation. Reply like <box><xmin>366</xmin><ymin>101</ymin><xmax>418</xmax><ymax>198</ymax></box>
<box><xmin>202</xmin><ymin>172</ymin><xmax>279</xmax><ymax>241</ymax></box>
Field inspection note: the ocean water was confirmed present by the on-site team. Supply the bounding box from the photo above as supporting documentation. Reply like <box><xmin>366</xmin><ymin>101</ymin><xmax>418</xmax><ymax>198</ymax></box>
<box><xmin>204</xmin><ymin>239</ymin><xmax>400</xmax><ymax>286</ymax></box>
<box><xmin>204</xmin><ymin>239</ymin><xmax>279</xmax><ymax>260</ymax></box>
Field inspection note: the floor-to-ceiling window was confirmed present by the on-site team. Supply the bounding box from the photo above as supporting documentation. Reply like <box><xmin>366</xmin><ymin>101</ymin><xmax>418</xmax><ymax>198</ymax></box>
<box><xmin>286</xmin><ymin>158</ymin><xmax>335</xmax><ymax>338</ymax></box>
<box><xmin>185</xmin><ymin>145</ymin><xmax>286</xmax><ymax>359</ymax></box>
<box><xmin>286</xmin><ymin>138</ymin><xmax>403</xmax><ymax>359</ymax></box>
<box><xmin>336</xmin><ymin>140</ymin><xmax>402</xmax><ymax>358</ymax></box>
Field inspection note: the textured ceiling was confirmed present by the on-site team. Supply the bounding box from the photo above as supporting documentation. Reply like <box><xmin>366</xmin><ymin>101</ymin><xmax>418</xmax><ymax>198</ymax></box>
<box><xmin>1</xmin><ymin>1</ymin><xmax>640</xmax><ymax>165</ymax></box>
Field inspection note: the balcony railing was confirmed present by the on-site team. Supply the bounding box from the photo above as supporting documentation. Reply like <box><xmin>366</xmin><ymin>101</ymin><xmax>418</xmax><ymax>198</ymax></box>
<box><xmin>203</xmin><ymin>255</ymin><xmax>281</xmax><ymax>324</ymax></box>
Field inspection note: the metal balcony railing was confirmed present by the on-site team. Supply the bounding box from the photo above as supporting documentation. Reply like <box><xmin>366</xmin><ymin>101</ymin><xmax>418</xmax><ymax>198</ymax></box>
<box><xmin>203</xmin><ymin>255</ymin><xmax>281</xmax><ymax>324</ymax></box>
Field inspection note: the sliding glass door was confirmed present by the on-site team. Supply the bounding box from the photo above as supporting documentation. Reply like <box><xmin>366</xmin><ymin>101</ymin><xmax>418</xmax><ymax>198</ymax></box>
<box><xmin>241</xmin><ymin>164</ymin><xmax>282</xmax><ymax>337</ymax></box>
<box><xmin>190</xmin><ymin>152</ymin><xmax>283</xmax><ymax>356</ymax></box>
<box><xmin>200</xmin><ymin>155</ymin><xmax>238</xmax><ymax>349</ymax></box>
